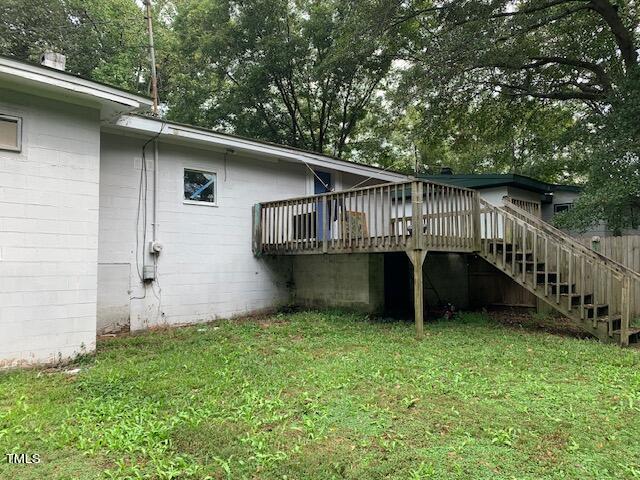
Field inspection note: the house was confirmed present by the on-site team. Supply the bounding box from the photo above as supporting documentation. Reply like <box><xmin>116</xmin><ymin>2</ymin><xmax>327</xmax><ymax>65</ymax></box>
<box><xmin>0</xmin><ymin>55</ymin><xmax>405</xmax><ymax>366</ymax></box>
<box><xmin>1</xmin><ymin>55</ymin><xmax>638</xmax><ymax>367</ymax></box>
<box><xmin>420</xmin><ymin>171</ymin><xmax>582</xmax><ymax>222</ymax></box>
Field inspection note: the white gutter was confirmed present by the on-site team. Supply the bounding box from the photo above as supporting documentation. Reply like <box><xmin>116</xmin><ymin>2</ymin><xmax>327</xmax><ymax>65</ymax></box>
<box><xmin>112</xmin><ymin>115</ymin><xmax>408</xmax><ymax>182</ymax></box>
<box><xmin>0</xmin><ymin>57</ymin><xmax>152</xmax><ymax>109</ymax></box>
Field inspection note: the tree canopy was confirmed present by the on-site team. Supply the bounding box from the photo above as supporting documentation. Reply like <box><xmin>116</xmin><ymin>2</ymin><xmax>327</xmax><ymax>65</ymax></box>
<box><xmin>1</xmin><ymin>0</ymin><xmax>638</xmax><ymax>231</ymax></box>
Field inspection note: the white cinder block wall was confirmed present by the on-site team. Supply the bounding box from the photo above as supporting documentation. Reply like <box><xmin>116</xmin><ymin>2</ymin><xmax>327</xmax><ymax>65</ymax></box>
<box><xmin>99</xmin><ymin>133</ymin><xmax>346</xmax><ymax>330</ymax></box>
<box><xmin>0</xmin><ymin>89</ymin><xmax>101</xmax><ymax>366</ymax></box>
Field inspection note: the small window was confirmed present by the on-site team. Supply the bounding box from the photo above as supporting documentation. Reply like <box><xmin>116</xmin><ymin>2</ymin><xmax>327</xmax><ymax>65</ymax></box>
<box><xmin>554</xmin><ymin>203</ymin><xmax>572</xmax><ymax>214</ymax></box>
<box><xmin>184</xmin><ymin>169</ymin><xmax>217</xmax><ymax>205</ymax></box>
<box><xmin>0</xmin><ymin>115</ymin><xmax>21</xmax><ymax>152</ymax></box>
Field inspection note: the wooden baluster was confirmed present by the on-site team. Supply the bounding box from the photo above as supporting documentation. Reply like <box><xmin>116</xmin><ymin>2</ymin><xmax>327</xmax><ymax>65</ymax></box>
<box><xmin>580</xmin><ymin>256</ymin><xmax>586</xmax><ymax>320</ymax></box>
<box><xmin>606</xmin><ymin>270</ymin><xmax>613</xmax><ymax>337</ymax></box>
<box><xmin>389</xmin><ymin>184</ymin><xmax>400</xmax><ymax>245</ymax></box>
<box><xmin>459</xmin><ymin>191</ymin><xmax>465</xmax><ymax>248</ymax></box>
<box><xmin>273</xmin><ymin>202</ymin><xmax>280</xmax><ymax>251</ymax></box>
<box><xmin>297</xmin><ymin>201</ymin><xmax>302</xmax><ymax>251</ymax></box>
<box><xmin>438</xmin><ymin>186</ymin><xmax>444</xmax><ymax>249</ymax></box>
<box><xmin>284</xmin><ymin>202</ymin><xmax>292</xmax><ymax>251</ymax></box>
<box><xmin>511</xmin><ymin>219</ymin><xmax>516</xmax><ymax>275</ymax></box>
<box><xmin>483</xmin><ymin>201</ymin><xmax>488</xmax><ymax>254</ymax></box>
<box><xmin>444</xmin><ymin>187</ymin><xmax>449</xmax><ymax>248</ymax></box>
<box><xmin>450</xmin><ymin>187</ymin><xmax>455</xmax><ymax>248</ymax></box>
<box><xmin>353</xmin><ymin>191</ymin><xmax>357</xmax><ymax>250</ymax></box>
<box><xmin>304</xmin><ymin>200</ymin><xmax>308</xmax><ymax>250</ymax></box>
<box><xmin>591</xmin><ymin>260</ymin><xmax>599</xmax><ymax>327</ymax></box>
<box><xmin>568</xmin><ymin>250</ymin><xmax>573</xmax><ymax>312</ymax></box>
<box><xmin>492</xmin><ymin>207</ymin><xmax>497</xmax><ymax>262</ymax></box>
<box><xmin>521</xmin><ymin>223</ymin><xmax>527</xmax><ymax>284</ymax></box>
<box><xmin>458</xmin><ymin>191</ymin><xmax>463</xmax><ymax>249</ymax></box>
<box><xmin>532</xmin><ymin>229</ymin><xmax>537</xmax><ymax>290</ymax></box>
<box><xmin>402</xmin><ymin>184</ymin><xmax>407</xmax><ymax>246</ymax></box>
<box><xmin>502</xmin><ymin>213</ymin><xmax>507</xmax><ymax>269</ymax></box>
<box><xmin>359</xmin><ymin>191</ymin><xmax>364</xmax><ymax>249</ymax></box>
<box><xmin>556</xmin><ymin>246</ymin><xmax>561</xmax><ymax>305</ymax></box>
<box><xmin>425</xmin><ymin>183</ymin><xmax>431</xmax><ymax>248</ymax></box>
<box><xmin>271</xmin><ymin>204</ymin><xmax>276</xmax><ymax>251</ymax></box>
<box><xmin>311</xmin><ymin>199</ymin><xmax>316</xmax><ymax>250</ymax></box>
<box><xmin>280</xmin><ymin>202</ymin><xmax>286</xmax><ymax>252</ymax></box>
<box><xmin>387</xmin><ymin>185</ymin><xmax>392</xmax><ymax>247</ymax></box>
<box><xmin>451</xmin><ymin>190</ymin><xmax>457</xmax><ymax>249</ymax></box>
<box><xmin>544</xmin><ymin>236</ymin><xmax>549</xmax><ymax>296</ymax></box>
<box><xmin>338</xmin><ymin>193</ymin><xmax>344</xmax><ymax>250</ymax></box>
<box><xmin>367</xmin><ymin>189</ymin><xmax>372</xmax><ymax>249</ymax></box>
<box><xmin>373</xmin><ymin>188</ymin><xmax>378</xmax><ymax>248</ymax></box>
<box><xmin>322</xmin><ymin>196</ymin><xmax>328</xmax><ymax>254</ymax></box>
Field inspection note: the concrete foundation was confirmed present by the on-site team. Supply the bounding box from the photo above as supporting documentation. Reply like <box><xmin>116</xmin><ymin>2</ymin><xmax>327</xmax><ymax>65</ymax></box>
<box><xmin>291</xmin><ymin>254</ymin><xmax>384</xmax><ymax>313</ymax></box>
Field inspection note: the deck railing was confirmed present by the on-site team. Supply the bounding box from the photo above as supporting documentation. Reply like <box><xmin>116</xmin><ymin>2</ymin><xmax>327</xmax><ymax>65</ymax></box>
<box><xmin>252</xmin><ymin>180</ymin><xmax>479</xmax><ymax>255</ymax></box>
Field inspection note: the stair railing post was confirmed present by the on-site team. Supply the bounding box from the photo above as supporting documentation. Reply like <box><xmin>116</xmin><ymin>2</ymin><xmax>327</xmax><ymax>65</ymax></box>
<box><xmin>621</xmin><ymin>275</ymin><xmax>631</xmax><ymax>346</ymax></box>
<box><xmin>411</xmin><ymin>181</ymin><xmax>424</xmax><ymax>251</ymax></box>
<box><xmin>472</xmin><ymin>192</ymin><xmax>482</xmax><ymax>252</ymax></box>
<box><xmin>252</xmin><ymin>203</ymin><xmax>262</xmax><ymax>257</ymax></box>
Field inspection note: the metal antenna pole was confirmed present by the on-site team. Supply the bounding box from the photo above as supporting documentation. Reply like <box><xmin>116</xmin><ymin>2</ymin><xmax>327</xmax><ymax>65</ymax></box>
<box><xmin>144</xmin><ymin>0</ymin><xmax>159</xmax><ymax>115</ymax></box>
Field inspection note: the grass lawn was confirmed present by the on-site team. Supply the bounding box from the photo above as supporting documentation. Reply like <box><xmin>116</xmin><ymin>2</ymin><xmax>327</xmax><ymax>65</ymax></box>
<box><xmin>1</xmin><ymin>311</ymin><xmax>639</xmax><ymax>479</ymax></box>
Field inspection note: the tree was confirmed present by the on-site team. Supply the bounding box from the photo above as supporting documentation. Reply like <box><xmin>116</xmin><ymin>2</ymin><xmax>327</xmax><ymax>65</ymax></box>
<box><xmin>0</xmin><ymin>0</ymin><xmax>170</xmax><ymax>94</ymax></box>
<box><xmin>168</xmin><ymin>0</ymin><xmax>405</xmax><ymax>157</ymax></box>
<box><xmin>391</xmin><ymin>0</ymin><xmax>639</xmax><ymax>230</ymax></box>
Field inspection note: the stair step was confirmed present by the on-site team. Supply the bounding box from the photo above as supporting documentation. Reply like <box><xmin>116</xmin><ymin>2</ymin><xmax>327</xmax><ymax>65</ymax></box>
<box><xmin>612</xmin><ymin>327</ymin><xmax>640</xmax><ymax>335</ymax></box>
<box><xmin>562</xmin><ymin>293</ymin><xmax>593</xmax><ymax>306</ymax></box>
<box><xmin>489</xmin><ymin>244</ymin><xmax>529</xmax><ymax>253</ymax></box>
<box><xmin>514</xmin><ymin>261</ymin><xmax>546</xmax><ymax>272</ymax></box>
<box><xmin>584</xmin><ymin>304</ymin><xmax>609</xmax><ymax>318</ymax></box>
<box><xmin>533</xmin><ymin>271</ymin><xmax>559</xmax><ymax>283</ymax></box>
<box><xmin>547</xmin><ymin>282</ymin><xmax>575</xmax><ymax>294</ymax></box>
<box><xmin>612</xmin><ymin>328</ymin><xmax>640</xmax><ymax>344</ymax></box>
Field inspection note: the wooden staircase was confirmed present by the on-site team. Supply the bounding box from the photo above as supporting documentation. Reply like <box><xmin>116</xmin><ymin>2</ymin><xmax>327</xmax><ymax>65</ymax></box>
<box><xmin>478</xmin><ymin>199</ymin><xmax>640</xmax><ymax>346</ymax></box>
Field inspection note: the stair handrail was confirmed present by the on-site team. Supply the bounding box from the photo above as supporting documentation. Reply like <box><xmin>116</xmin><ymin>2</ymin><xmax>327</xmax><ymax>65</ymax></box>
<box><xmin>501</xmin><ymin>198</ymin><xmax>640</xmax><ymax>282</ymax></box>
<box><xmin>481</xmin><ymin>198</ymin><xmax>627</xmax><ymax>282</ymax></box>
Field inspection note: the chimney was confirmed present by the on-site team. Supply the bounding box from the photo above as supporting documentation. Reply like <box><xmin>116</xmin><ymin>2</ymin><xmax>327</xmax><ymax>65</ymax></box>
<box><xmin>40</xmin><ymin>51</ymin><xmax>66</xmax><ymax>71</ymax></box>
<box><xmin>440</xmin><ymin>166</ymin><xmax>453</xmax><ymax>175</ymax></box>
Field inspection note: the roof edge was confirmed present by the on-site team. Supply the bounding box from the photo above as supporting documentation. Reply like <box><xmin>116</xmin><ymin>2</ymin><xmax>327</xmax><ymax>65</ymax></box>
<box><xmin>0</xmin><ymin>55</ymin><xmax>152</xmax><ymax>110</ymax></box>
<box><xmin>109</xmin><ymin>114</ymin><xmax>409</xmax><ymax>182</ymax></box>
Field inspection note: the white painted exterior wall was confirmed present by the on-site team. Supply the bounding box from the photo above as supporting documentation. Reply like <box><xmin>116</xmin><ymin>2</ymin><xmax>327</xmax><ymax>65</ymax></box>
<box><xmin>98</xmin><ymin>134</ymin><xmax>386</xmax><ymax>330</ymax></box>
<box><xmin>0</xmin><ymin>89</ymin><xmax>101</xmax><ymax>366</ymax></box>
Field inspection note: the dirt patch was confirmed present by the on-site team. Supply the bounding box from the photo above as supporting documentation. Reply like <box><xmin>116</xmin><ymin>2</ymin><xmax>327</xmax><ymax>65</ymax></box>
<box><xmin>486</xmin><ymin>308</ymin><xmax>591</xmax><ymax>339</ymax></box>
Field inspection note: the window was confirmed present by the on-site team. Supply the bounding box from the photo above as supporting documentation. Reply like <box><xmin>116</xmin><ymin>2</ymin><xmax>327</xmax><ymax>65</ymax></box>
<box><xmin>0</xmin><ymin>115</ymin><xmax>21</xmax><ymax>152</ymax></box>
<box><xmin>554</xmin><ymin>203</ymin><xmax>572</xmax><ymax>214</ymax></box>
<box><xmin>183</xmin><ymin>169</ymin><xmax>217</xmax><ymax>205</ymax></box>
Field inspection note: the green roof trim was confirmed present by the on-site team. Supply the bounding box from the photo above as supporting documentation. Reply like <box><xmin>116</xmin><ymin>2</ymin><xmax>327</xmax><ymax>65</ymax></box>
<box><xmin>418</xmin><ymin>173</ymin><xmax>581</xmax><ymax>194</ymax></box>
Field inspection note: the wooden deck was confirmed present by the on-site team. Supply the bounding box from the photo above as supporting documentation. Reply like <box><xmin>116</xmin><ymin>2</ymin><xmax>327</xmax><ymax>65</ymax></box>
<box><xmin>251</xmin><ymin>180</ymin><xmax>640</xmax><ymax>346</ymax></box>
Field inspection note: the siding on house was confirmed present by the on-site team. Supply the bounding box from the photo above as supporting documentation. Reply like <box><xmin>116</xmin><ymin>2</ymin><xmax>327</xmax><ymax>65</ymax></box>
<box><xmin>98</xmin><ymin>134</ymin><xmax>384</xmax><ymax>330</ymax></box>
<box><xmin>0</xmin><ymin>89</ymin><xmax>101</xmax><ymax>366</ymax></box>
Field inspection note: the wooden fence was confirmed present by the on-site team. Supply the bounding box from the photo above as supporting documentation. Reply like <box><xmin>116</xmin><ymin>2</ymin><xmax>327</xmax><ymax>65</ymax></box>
<box><xmin>576</xmin><ymin>235</ymin><xmax>640</xmax><ymax>274</ymax></box>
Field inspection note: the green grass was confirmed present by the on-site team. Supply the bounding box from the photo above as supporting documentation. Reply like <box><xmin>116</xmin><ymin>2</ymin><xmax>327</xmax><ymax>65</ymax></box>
<box><xmin>1</xmin><ymin>311</ymin><xmax>640</xmax><ymax>479</ymax></box>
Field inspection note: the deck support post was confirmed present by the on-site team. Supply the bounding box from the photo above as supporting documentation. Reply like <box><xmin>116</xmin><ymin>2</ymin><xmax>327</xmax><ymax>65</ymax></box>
<box><xmin>408</xmin><ymin>249</ymin><xmax>427</xmax><ymax>339</ymax></box>
<box><xmin>252</xmin><ymin>203</ymin><xmax>262</xmax><ymax>257</ymax></box>
<box><xmin>408</xmin><ymin>181</ymin><xmax>427</xmax><ymax>339</ymax></box>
